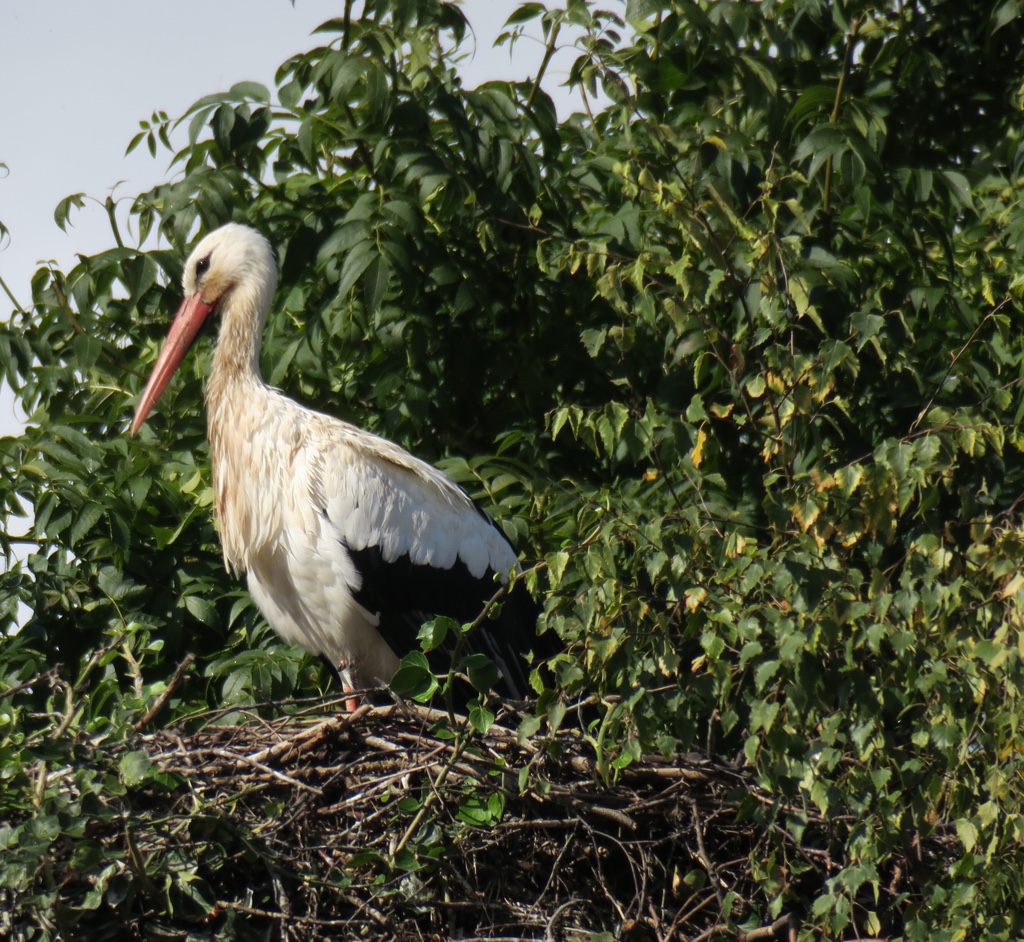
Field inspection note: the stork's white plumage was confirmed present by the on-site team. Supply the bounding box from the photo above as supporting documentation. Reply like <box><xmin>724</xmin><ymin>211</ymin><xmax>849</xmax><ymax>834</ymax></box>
<box><xmin>131</xmin><ymin>223</ymin><xmax>549</xmax><ymax>700</ymax></box>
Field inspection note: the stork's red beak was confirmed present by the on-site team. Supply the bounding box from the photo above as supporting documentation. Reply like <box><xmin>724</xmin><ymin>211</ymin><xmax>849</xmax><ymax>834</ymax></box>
<box><xmin>130</xmin><ymin>293</ymin><xmax>216</xmax><ymax>435</ymax></box>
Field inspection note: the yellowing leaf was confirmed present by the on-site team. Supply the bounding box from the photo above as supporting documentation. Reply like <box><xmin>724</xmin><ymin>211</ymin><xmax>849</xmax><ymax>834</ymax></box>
<box><xmin>981</xmin><ymin>273</ymin><xmax>995</xmax><ymax>306</ymax></box>
<box><xmin>690</xmin><ymin>427</ymin><xmax>707</xmax><ymax>467</ymax></box>
<box><xmin>789</xmin><ymin>275</ymin><xmax>810</xmax><ymax>315</ymax></box>
<box><xmin>834</xmin><ymin>464</ymin><xmax>863</xmax><ymax>497</ymax></box>
<box><xmin>793</xmin><ymin>496</ymin><xmax>820</xmax><ymax>531</ymax></box>
<box><xmin>1000</xmin><ymin>573</ymin><xmax>1024</xmax><ymax>600</ymax></box>
<box><xmin>685</xmin><ymin>587</ymin><xmax>707</xmax><ymax>612</ymax></box>
<box><xmin>725</xmin><ymin>531</ymin><xmax>747</xmax><ymax>557</ymax></box>
<box><xmin>745</xmin><ymin>374</ymin><xmax>766</xmax><ymax>398</ymax></box>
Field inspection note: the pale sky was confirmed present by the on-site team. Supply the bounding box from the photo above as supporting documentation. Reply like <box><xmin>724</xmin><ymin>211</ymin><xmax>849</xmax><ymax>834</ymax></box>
<box><xmin>0</xmin><ymin>0</ymin><xmax>586</xmax><ymax>433</ymax></box>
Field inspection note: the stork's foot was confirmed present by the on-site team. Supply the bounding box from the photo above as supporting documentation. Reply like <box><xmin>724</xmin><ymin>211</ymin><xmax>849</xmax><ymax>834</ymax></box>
<box><xmin>338</xmin><ymin>657</ymin><xmax>360</xmax><ymax>712</ymax></box>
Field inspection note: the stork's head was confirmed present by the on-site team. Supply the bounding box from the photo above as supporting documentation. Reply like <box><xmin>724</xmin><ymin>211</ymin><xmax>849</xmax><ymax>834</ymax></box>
<box><xmin>181</xmin><ymin>223</ymin><xmax>278</xmax><ymax>309</ymax></box>
<box><xmin>130</xmin><ymin>223</ymin><xmax>278</xmax><ymax>435</ymax></box>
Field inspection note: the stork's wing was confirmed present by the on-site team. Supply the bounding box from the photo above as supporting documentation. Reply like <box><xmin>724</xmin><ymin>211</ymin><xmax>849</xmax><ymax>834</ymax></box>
<box><xmin>312</xmin><ymin>432</ymin><xmax>547</xmax><ymax>698</ymax></box>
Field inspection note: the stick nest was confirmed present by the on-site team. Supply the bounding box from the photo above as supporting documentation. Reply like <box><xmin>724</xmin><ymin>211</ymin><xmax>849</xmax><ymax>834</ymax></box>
<box><xmin>29</xmin><ymin>697</ymin><xmax>910</xmax><ymax>941</ymax></box>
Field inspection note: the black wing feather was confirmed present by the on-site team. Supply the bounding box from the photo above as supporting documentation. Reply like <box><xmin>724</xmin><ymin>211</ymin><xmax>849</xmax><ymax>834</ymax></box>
<box><xmin>344</xmin><ymin>541</ymin><xmax>550</xmax><ymax>700</ymax></box>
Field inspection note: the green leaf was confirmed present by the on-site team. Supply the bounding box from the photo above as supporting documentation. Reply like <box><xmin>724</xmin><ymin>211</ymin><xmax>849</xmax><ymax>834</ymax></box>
<box><xmin>69</xmin><ymin>502</ymin><xmax>104</xmax><ymax>547</ymax></box>
<box><xmin>749</xmin><ymin>698</ymin><xmax>780</xmax><ymax>734</ymax></box>
<box><xmin>939</xmin><ymin>170</ymin><xmax>973</xmax><ymax>209</ymax></box>
<box><xmin>462</xmin><ymin>653</ymin><xmax>500</xmax><ymax>693</ymax></box>
<box><xmin>390</xmin><ymin>651</ymin><xmax>439</xmax><ymax>703</ymax></box>
<box><xmin>365</xmin><ymin>59</ymin><xmax>390</xmax><ymax>125</ymax></box>
<box><xmin>457</xmin><ymin>794</ymin><xmax>494</xmax><ymax>825</ymax></box>
<box><xmin>505</xmin><ymin>3</ymin><xmax>545</xmax><ymax>26</ymax></box>
<box><xmin>468</xmin><ymin>698</ymin><xmax>495</xmax><ymax>734</ymax></box>
<box><xmin>955</xmin><ymin>818</ymin><xmax>978</xmax><ymax>853</ymax></box>
<box><xmin>229</xmin><ymin>80</ymin><xmax>269</xmax><ymax>102</ymax></box>
<box><xmin>119</xmin><ymin>750</ymin><xmax>153</xmax><ymax>787</ymax></box>
<box><xmin>331</xmin><ymin>56</ymin><xmax>368</xmax><ymax>102</ymax></box>
<box><xmin>363</xmin><ymin>253</ymin><xmax>392</xmax><ymax>313</ymax></box>
<box><xmin>54</xmin><ymin>193</ymin><xmax>86</xmax><ymax>231</ymax></box>
<box><xmin>417</xmin><ymin>615</ymin><xmax>456</xmax><ymax>652</ymax></box>
<box><xmin>336</xmin><ymin>241</ymin><xmax>376</xmax><ymax>299</ymax></box>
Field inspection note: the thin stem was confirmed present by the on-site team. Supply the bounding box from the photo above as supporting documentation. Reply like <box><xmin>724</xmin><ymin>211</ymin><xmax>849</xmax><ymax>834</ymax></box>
<box><xmin>526</xmin><ymin>19</ymin><xmax>562</xmax><ymax>110</ymax></box>
<box><xmin>0</xmin><ymin>272</ymin><xmax>27</xmax><ymax>316</ymax></box>
<box><xmin>392</xmin><ymin>730</ymin><xmax>470</xmax><ymax>856</ymax></box>
<box><xmin>342</xmin><ymin>0</ymin><xmax>354</xmax><ymax>49</ymax></box>
<box><xmin>104</xmin><ymin>196</ymin><xmax>124</xmax><ymax>249</ymax></box>
<box><xmin>823</xmin><ymin>18</ymin><xmax>861</xmax><ymax>214</ymax></box>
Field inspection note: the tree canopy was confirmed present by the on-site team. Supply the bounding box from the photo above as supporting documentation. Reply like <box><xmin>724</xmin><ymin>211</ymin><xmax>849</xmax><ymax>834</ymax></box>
<box><xmin>2</xmin><ymin>0</ymin><xmax>1024</xmax><ymax>938</ymax></box>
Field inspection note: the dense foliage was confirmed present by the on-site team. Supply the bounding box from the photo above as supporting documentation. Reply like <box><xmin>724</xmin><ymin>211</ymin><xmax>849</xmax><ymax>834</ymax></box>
<box><xmin>2</xmin><ymin>0</ymin><xmax>1024</xmax><ymax>937</ymax></box>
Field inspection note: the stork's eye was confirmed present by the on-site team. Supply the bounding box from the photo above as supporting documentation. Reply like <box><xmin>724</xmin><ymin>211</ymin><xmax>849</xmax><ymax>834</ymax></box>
<box><xmin>195</xmin><ymin>255</ymin><xmax>212</xmax><ymax>279</ymax></box>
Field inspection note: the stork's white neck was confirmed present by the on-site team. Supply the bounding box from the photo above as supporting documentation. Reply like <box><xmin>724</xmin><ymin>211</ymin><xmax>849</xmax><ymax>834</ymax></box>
<box><xmin>204</xmin><ymin>266</ymin><xmax>279</xmax><ymax>572</ymax></box>
<box><xmin>208</xmin><ymin>270</ymin><xmax>275</xmax><ymax>391</ymax></box>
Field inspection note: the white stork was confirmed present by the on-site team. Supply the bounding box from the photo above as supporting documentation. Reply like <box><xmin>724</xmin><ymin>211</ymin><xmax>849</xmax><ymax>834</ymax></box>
<box><xmin>130</xmin><ymin>223</ymin><xmax>551</xmax><ymax>702</ymax></box>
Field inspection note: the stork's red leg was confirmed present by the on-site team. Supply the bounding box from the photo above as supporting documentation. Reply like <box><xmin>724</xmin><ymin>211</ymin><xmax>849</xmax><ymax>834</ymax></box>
<box><xmin>338</xmin><ymin>658</ymin><xmax>360</xmax><ymax>712</ymax></box>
